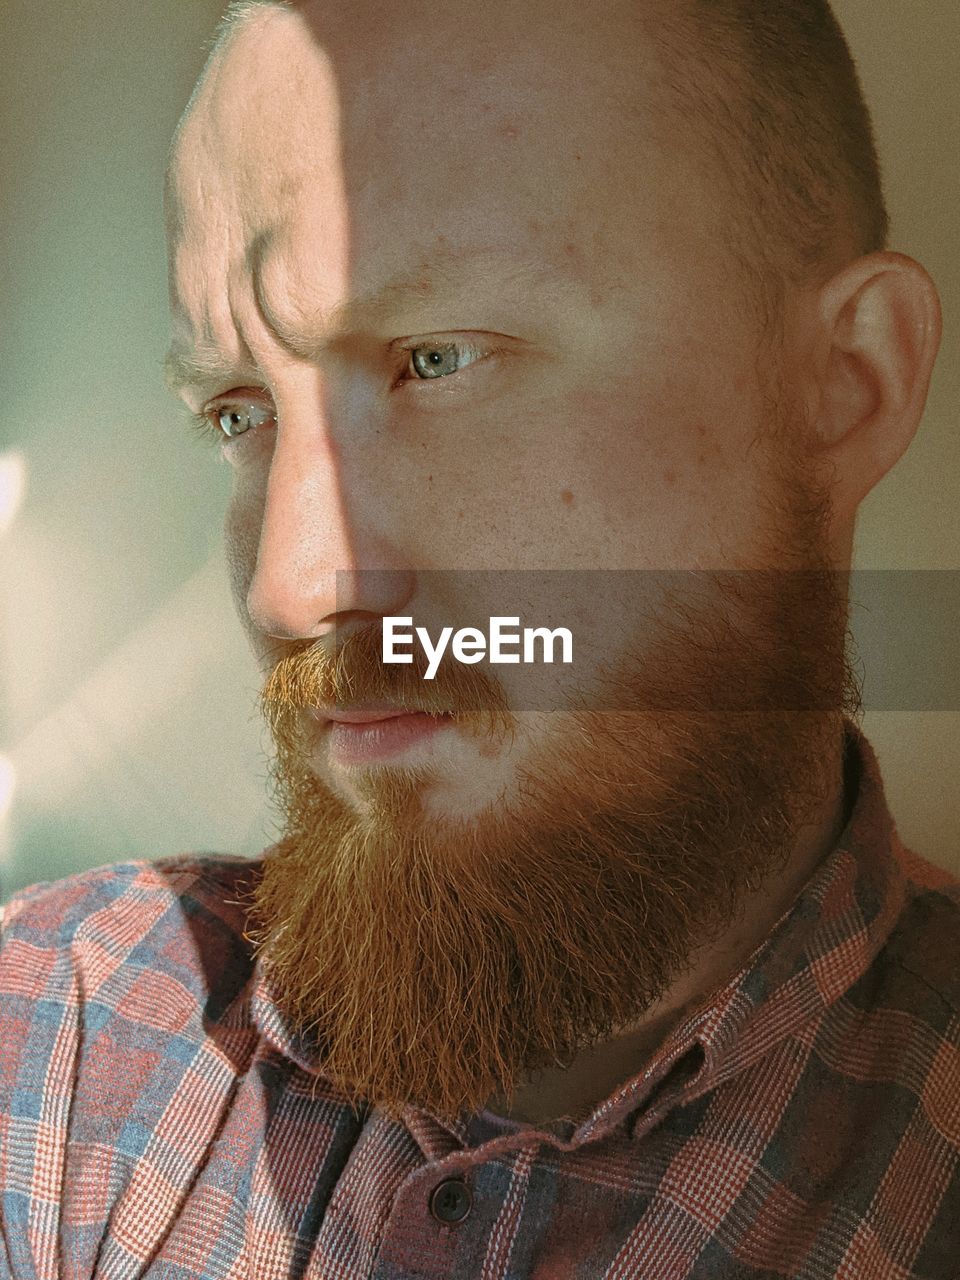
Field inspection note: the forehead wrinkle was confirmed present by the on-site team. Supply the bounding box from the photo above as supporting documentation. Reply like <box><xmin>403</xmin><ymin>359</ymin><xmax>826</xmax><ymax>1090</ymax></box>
<box><xmin>166</xmin><ymin>245</ymin><xmax>590</xmax><ymax>397</ymax></box>
<box><xmin>249</xmin><ymin>239</ymin><xmax>588</xmax><ymax>361</ymax></box>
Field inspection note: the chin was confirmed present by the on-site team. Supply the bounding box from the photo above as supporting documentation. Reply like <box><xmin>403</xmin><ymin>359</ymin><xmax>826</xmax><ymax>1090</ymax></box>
<box><xmin>419</xmin><ymin>767</ymin><xmax>514</xmax><ymax>823</ymax></box>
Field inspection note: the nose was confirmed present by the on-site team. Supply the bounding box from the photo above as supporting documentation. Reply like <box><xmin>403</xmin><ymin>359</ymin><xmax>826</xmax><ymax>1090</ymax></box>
<box><xmin>243</xmin><ymin>417</ymin><xmax>415</xmax><ymax>642</ymax></box>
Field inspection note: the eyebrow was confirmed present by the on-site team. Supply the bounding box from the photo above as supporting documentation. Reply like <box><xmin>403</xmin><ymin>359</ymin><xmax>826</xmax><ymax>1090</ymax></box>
<box><xmin>164</xmin><ymin>250</ymin><xmax>574</xmax><ymax>395</ymax></box>
<box><xmin>164</xmin><ymin>348</ymin><xmax>253</xmax><ymax>397</ymax></box>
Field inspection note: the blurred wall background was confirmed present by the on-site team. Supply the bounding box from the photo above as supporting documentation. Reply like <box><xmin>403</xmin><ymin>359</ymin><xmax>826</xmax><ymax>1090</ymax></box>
<box><xmin>1</xmin><ymin>1</ymin><xmax>958</xmax><ymax>898</ymax></box>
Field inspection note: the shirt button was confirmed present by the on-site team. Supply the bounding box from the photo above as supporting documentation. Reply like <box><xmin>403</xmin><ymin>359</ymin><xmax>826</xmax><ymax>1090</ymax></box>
<box><xmin>429</xmin><ymin>1178</ymin><xmax>473</xmax><ymax>1224</ymax></box>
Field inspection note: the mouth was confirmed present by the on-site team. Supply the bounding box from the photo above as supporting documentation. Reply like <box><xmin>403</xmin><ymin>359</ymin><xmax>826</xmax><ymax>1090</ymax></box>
<box><xmin>319</xmin><ymin>702</ymin><xmax>431</xmax><ymax>726</ymax></box>
<box><xmin>308</xmin><ymin>703</ymin><xmax>456</xmax><ymax>765</ymax></box>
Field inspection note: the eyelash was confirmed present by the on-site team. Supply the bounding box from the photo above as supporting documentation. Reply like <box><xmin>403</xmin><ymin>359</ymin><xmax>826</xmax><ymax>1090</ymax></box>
<box><xmin>392</xmin><ymin>338</ymin><xmax>495</xmax><ymax>389</ymax></box>
<box><xmin>188</xmin><ymin>409</ymin><xmax>235</xmax><ymax>447</ymax></box>
<box><xmin>188</xmin><ymin>338</ymin><xmax>500</xmax><ymax>447</ymax></box>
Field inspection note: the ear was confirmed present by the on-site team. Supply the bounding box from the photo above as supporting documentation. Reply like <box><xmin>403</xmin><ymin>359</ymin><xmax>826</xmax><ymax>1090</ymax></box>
<box><xmin>807</xmin><ymin>251</ymin><xmax>942</xmax><ymax>522</ymax></box>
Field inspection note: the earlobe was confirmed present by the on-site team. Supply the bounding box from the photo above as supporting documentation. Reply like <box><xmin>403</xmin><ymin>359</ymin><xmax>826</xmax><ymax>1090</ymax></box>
<box><xmin>812</xmin><ymin>251</ymin><xmax>942</xmax><ymax>519</ymax></box>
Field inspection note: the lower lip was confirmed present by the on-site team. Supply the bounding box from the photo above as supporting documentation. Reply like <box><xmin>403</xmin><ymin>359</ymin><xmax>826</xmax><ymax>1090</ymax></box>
<box><xmin>325</xmin><ymin>712</ymin><xmax>454</xmax><ymax>765</ymax></box>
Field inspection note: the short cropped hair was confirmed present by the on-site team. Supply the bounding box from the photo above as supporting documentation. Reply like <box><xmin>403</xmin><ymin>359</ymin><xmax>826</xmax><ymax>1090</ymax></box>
<box><xmin>643</xmin><ymin>0</ymin><xmax>888</xmax><ymax>301</ymax></box>
<box><xmin>213</xmin><ymin>0</ymin><xmax>887</xmax><ymax>303</ymax></box>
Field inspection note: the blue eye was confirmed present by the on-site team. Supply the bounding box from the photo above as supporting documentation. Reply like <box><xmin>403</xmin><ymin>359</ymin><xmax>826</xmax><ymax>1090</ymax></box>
<box><xmin>406</xmin><ymin>342</ymin><xmax>482</xmax><ymax>381</ymax></box>
<box><xmin>207</xmin><ymin>400</ymin><xmax>274</xmax><ymax>439</ymax></box>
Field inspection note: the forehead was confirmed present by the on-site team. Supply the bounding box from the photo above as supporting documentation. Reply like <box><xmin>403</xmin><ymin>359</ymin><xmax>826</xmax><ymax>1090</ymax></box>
<box><xmin>165</xmin><ymin>1</ymin><xmax>725</xmax><ymax>356</ymax></box>
<box><xmin>173</xmin><ymin>0</ymin><xmax>659</xmax><ymax>165</ymax></box>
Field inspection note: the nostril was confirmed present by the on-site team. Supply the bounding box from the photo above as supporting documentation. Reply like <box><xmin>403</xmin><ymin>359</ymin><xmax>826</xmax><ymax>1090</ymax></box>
<box><xmin>245</xmin><ymin>577</ymin><xmax>327</xmax><ymax>642</ymax></box>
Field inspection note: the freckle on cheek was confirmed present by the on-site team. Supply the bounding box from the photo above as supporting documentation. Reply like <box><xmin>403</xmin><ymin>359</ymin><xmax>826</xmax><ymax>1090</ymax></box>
<box><xmin>663</xmin><ymin>471</ymin><xmax>677</xmax><ymax>486</ymax></box>
<box><xmin>561</xmin><ymin>489</ymin><xmax>576</xmax><ymax>507</ymax></box>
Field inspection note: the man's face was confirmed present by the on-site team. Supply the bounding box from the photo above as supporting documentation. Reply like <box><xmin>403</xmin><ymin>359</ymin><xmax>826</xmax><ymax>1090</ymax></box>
<box><xmin>165</xmin><ymin>1</ymin><xmax>853</xmax><ymax>1122</ymax></box>
<box><xmin>167</xmin><ymin>1</ymin><xmax>811</xmax><ymax>814</ymax></box>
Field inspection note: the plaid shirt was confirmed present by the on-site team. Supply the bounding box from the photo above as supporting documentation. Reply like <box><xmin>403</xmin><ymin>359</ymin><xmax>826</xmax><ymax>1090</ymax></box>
<box><xmin>1</xmin><ymin>724</ymin><xmax>958</xmax><ymax>1279</ymax></box>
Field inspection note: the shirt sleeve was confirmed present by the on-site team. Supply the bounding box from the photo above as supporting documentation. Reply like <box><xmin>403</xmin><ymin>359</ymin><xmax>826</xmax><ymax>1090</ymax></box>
<box><xmin>0</xmin><ymin>857</ymin><xmax>259</xmax><ymax>1280</ymax></box>
<box><xmin>0</xmin><ymin>875</ymin><xmax>91</xmax><ymax>1279</ymax></box>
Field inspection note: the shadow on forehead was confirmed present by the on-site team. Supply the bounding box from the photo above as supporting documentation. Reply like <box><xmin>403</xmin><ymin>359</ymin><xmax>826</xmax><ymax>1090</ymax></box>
<box><xmin>195</xmin><ymin>0</ymin><xmax>660</xmax><ymax>139</ymax></box>
<box><xmin>165</xmin><ymin>0</ymin><xmax>684</xmax><ymax>374</ymax></box>
<box><xmin>184</xmin><ymin>0</ymin><xmax>887</xmax><ymax>306</ymax></box>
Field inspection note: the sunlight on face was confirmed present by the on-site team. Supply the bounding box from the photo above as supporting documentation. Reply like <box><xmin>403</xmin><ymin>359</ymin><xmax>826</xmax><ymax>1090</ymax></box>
<box><xmin>163</xmin><ymin>4</ymin><xmax>836</xmax><ymax>833</ymax></box>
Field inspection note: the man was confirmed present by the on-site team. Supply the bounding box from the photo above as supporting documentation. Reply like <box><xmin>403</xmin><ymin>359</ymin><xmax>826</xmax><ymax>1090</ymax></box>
<box><xmin>0</xmin><ymin>0</ymin><xmax>956</xmax><ymax>1276</ymax></box>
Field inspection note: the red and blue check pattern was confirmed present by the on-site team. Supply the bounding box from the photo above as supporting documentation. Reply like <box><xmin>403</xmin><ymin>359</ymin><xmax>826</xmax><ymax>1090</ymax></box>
<box><xmin>1</xmin><ymin>722</ymin><xmax>958</xmax><ymax>1278</ymax></box>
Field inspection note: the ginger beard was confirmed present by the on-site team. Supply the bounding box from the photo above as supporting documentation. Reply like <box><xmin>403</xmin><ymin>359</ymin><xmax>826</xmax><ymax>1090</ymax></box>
<box><xmin>249</xmin><ymin>432</ymin><xmax>861</xmax><ymax>1127</ymax></box>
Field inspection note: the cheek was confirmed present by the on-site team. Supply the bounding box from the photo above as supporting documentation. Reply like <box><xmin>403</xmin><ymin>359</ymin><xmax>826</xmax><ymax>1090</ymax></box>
<box><xmin>561</xmin><ymin>387</ymin><xmax>682</xmax><ymax>529</ymax></box>
<box><xmin>563</xmin><ymin>381</ymin><xmax>763</xmax><ymax>562</ymax></box>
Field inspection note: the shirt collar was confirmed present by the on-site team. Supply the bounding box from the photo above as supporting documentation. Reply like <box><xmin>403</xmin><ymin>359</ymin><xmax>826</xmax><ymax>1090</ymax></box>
<box><xmin>249</xmin><ymin>718</ymin><xmax>908</xmax><ymax>1151</ymax></box>
<box><xmin>580</xmin><ymin>717</ymin><xmax>908</xmax><ymax>1145</ymax></box>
